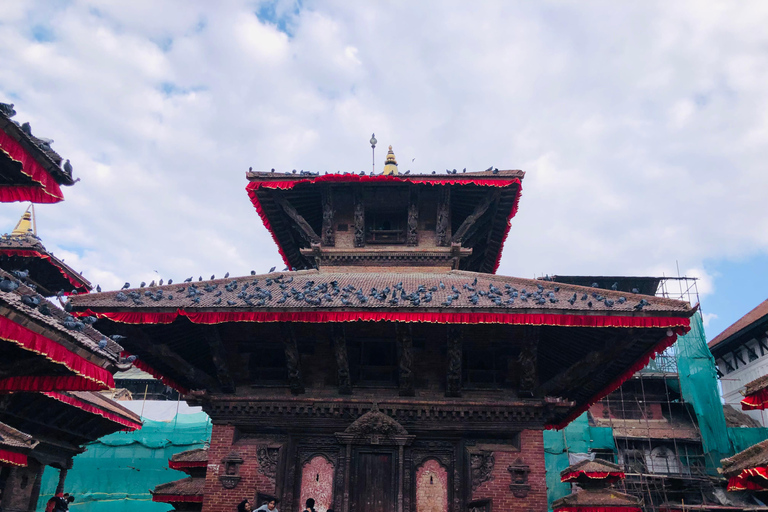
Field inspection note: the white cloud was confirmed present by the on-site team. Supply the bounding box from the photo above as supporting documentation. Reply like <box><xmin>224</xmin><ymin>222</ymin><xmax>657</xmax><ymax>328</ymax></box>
<box><xmin>0</xmin><ymin>0</ymin><xmax>766</xmax><ymax>303</ymax></box>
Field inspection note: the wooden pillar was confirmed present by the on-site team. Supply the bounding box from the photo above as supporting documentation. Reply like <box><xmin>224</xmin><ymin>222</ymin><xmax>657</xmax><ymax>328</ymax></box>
<box><xmin>436</xmin><ymin>186</ymin><xmax>450</xmax><ymax>246</ymax></box>
<box><xmin>407</xmin><ymin>188</ymin><xmax>419</xmax><ymax>246</ymax></box>
<box><xmin>332</xmin><ymin>324</ymin><xmax>352</xmax><ymax>395</ymax></box>
<box><xmin>55</xmin><ymin>461</ymin><xmax>71</xmax><ymax>495</ymax></box>
<box><xmin>321</xmin><ymin>187</ymin><xmax>335</xmax><ymax>246</ymax></box>
<box><xmin>353</xmin><ymin>187</ymin><xmax>365</xmax><ymax>247</ymax></box>
<box><xmin>517</xmin><ymin>326</ymin><xmax>539</xmax><ymax>397</ymax></box>
<box><xmin>396</xmin><ymin>324</ymin><xmax>415</xmax><ymax>397</ymax></box>
<box><xmin>281</xmin><ymin>324</ymin><xmax>305</xmax><ymax>395</ymax></box>
<box><xmin>446</xmin><ymin>325</ymin><xmax>462</xmax><ymax>397</ymax></box>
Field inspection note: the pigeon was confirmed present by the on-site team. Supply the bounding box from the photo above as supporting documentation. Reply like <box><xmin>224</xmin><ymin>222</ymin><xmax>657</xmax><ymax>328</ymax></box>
<box><xmin>184</xmin><ymin>277</ymin><xmax>193</xmax><ymax>283</ymax></box>
<box><xmin>198</xmin><ymin>276</ymin><xmax>202</xmax><ymax>281</ymax></box>
<box><xmin>149</xmin><ymin>280</ymin><xmax>155</xmax><ymax>287</ymax></box>
<box><xmin>224</xmin><ymin>272</ymin><xmax>229</xmax><ymax>278</ymax></box>
<box><xmin>485</xmin><ymin>166</ymin><xmax>493</xmax><ymax>172</ymax></box>
<box><xmin>211</xmin><ymin>275</ymin><xmax>215</xmax><ymax>280</ymax></box>
<box><xmin>0</xmin><ymin>102</ymin><xmax>15</xmax><ymax>117</ymax></box>
<box><xmin>611</xmin><ymin>282</ymin><xmax>618</xmax><ymax>291</ymax></box>
<box><xmin>12</xmin><ymin>269</ymin><xmax>29</xmax><ymax>280</ymax></box>
<box><xmin>168</xmin><ymin>279</ymin><xmax>173</xmax><ymax>285</ymax></box>
<box><xmin>492</xmin><ymin>168</ymin><xmax>499</xmax><ymax>174</ymax></box>
<box><xmin>140</xmin><ymin>282</ymin><xmax>146</xmax><ymax>288</ymax></box>
<box><xmin>269</xmin><ymin>266</ymin><xmax>276</xmax><ymax>273</ymax></box>
<box><xmin>251</xmin><ymin>270</ymin><xmax>256</xmax><ymax>275</ymax></box>
<box><xmin>63</xmin><ymin>159</ymin><xmax>73</xmax><ymax>175</ymax></box>
<box><xmin>159</xmin><ymin>279</ymin><xmax>163</xmax><ymax>286</ymax></box>
<box><xmin>111</xmin><ymin>334</ymin><xmax>126</xmax><ymax>341</ymax></box>
<box><xmin>631</xmin><ymin>288</ymin><xmax>639</xmax><ymax>294</ymax></box>
<box><xmin>98</xmin><ymin>338</ymin><xmax>108</xmax><ymax>349</ymax></box>
<box><xmin>96</xmin><ymin>285</ymin><xmax>101</xmax><ymax>292</ymax></box>
<box><xmin>127</xmin><ymin>355</ymin><xmax>137</xmax><ymax>362</ymax></box>
<box><xmin>21</xmin><ymin>122</ymin><xmax>32</xmax><ymax>135</ymax></box>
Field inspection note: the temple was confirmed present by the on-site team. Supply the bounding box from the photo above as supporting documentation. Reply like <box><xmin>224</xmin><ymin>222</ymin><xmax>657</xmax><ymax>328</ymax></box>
<box><xmin>70</xmin><ymin>152</ymin><xmax>696</xmax><ymax>512</ymax></box>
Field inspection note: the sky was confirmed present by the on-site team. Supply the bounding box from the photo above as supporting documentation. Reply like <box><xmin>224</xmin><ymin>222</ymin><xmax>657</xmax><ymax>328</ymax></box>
<box><xmin>1</xmin><ymin>0</ymin><xmax>767</xmax><ymax>341</ymax></box>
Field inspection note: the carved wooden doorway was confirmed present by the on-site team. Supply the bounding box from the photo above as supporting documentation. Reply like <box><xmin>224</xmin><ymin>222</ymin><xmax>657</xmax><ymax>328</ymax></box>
<box><xmin>352</xmin><ymin>449</ymin><xmax>396</xmax><ymax>512</ymax></box>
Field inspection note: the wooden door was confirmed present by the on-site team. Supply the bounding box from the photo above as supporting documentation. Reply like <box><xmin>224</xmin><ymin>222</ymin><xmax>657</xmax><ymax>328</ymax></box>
<box><xmin>353</xmin><ymin>451</ymin><xmax>394</xmax><ymax>512</ymax></box>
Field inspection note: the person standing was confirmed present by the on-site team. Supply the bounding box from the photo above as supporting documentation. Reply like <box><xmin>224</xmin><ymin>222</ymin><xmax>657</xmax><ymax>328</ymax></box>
<box><xmin>303</xmin><ymin>498</ymin><xmax>316</xmax><ymax>512</ymax></box>
<box><xmin>237</xmin><ymin>499</ymin><xmax>252</xmax><ymax>512</ymax></box>
<box><xmin>254</xmin><ymin>496</ymin><xmax>279</xmax><ymax>512</ymax></box>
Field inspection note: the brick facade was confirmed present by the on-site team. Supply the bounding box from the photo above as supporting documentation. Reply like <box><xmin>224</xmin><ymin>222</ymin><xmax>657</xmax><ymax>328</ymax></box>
<box><xmin>471</xmin><ymin>430</ymin><xmax>548</xmax><ymax>512</ymax></box>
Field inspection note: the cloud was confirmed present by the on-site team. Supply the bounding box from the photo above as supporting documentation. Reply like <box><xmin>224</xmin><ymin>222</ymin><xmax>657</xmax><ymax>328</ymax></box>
<box><xmin>0</xmin><ymin>0</ymin><xmax>767</xmax><ymax>305</ymax></box>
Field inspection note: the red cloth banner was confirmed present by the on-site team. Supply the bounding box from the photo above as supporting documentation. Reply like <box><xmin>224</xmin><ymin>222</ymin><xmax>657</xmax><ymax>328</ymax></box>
<box><xmin>727</xmin><ymin>466</ymin><xmax>768</xmax><ymax>491</ymax></box>
<box><xmin>0</xmin><ymin>315</ymin><xmax>114</xmax><ymax>391</ymax></box>
<box><xmin>561</xmin><ymin>470</ymin><xmax>625</xmax><ymax>483</ymax></box>
<box><xmin>0</xmin><ymin>449</ymin><xmax>27</xmax><ymax>467</ymax></box>
<box><xmin>555</xmin><ymin>508</ymin><xmax>642</xmax><ymax>512</ymax></box>
<box><xmin>76</xmin><ymin>308</ymin><xmax>692</xmax><ymax>330</ymax></box>
<box><xmin>168</xmin><ymin>459</ymin><xmax>207</xmax><ymax>470</ymax></box>
<box><xmin>42</xmin><ymin>392</ymin><xmax>141</xmax><ymax>431</ymax></box>
<box><xmin>152</xmin><ymin>494</ymin><xmax>203</xmax><ymax>503</ymax></box>
<box><xmin>0</xmin><ymin>249</ymin><xmax>89</xmax><ymax>293</ymax></box>
<box><xmin>245</xmin><ymin>174</ymin><xmax>523</xmax><ymax>273</ymax></box>
<box><xmin>0</xmin><ymin>131</ymin><xmax>64</xmax><ymax>203</ymax></box>
<box><xmin>741</xmin><ymin>389</ymin><xmax>768</xmax><ymax>411</ymax></box>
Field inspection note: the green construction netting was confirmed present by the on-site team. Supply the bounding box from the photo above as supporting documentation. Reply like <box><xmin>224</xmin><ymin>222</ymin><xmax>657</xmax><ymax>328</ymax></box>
<box><xmin>675</xmin><ymin>311</ymin><xmax>732</xmax><ymax>473</ymax></box>
<box><xmin>543</xmin><ymin>413</ymin><xmax>616</xmax><ymax>510</ymax></box>
<box><xmin>728</xmin><ymin>426</ymin><xmax>768</xmax><ymax>454</ymax></box>
<box><xmin>37</xmin><ymin>412</ymin><xmax>212</xmax><ymax>512</ymax></box>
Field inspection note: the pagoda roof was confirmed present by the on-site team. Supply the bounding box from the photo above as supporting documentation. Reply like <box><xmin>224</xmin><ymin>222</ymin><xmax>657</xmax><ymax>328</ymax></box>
<box><xmin>0</xmin><ymin>232</ymin><xmax>91</xmax><ymax>295</ymax></box>
<box><xmin>0</xmin><ymin>268</ymin><xmax>120</xmax><ymax>392</ymax></box>
<box><xmin>709</xmin><ymin>298</ymin><xmax>768</xmax><ymax>354</ymax></box>
<box><xmin>0</xmin><ymin>105</ymin><xmax>76</xmax><ymax>203</ymax></box>
<box><xmin>246</xmin><ymin>169</ymin><xmax>524</xmax><ymax>274</ymax></box>
<box><xmin>721</xmin><ymin>438</ymin><xmax>768</xmax><ymax>478</ymax></box>
<box><xmin>552</xmin><ymin>488</ymin><xmax>642</xmax><ymax>510</ymax></box>
<box><xmin>70</xmin><ymin>269</ymin><xmax>693</xmax><ymax>321</ymax></box>
<box><xmin>151</xmin><ymin>476</ymin><xmax>205</xmax><ymax>503</ymax></box>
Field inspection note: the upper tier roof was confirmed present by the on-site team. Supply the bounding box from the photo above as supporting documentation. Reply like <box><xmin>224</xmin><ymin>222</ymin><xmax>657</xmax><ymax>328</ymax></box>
<box><xmin>246</xmin><ymin>169</ymin><xmax>524</xmax><ymax>274</ymax></box>
<box><xmin>709</xmin><ymin>298</ymin><xmax>768</xmax><ymax>354</ymax></box>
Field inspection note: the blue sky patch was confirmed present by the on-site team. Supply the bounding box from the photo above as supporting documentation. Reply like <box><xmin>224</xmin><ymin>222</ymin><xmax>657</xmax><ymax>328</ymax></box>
<box><xmin>256</xmin><ymin>0</ymin><xmax>302</xmax><ymax>36</ymax></box>
<box><xmin>31</xmin><ymin>25</ymin><xmax>55</xmax><ymax>43</ymax></box>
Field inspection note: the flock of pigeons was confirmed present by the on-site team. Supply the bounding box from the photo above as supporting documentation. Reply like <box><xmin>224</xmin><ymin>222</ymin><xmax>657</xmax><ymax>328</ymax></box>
<box><xmin>249</xmin><ymin>166</ymin><xmax>502</xmax><ymax>176</ymax></box>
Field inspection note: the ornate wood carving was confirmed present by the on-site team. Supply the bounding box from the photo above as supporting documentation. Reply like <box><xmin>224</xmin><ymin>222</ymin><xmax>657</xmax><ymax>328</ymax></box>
<box><xmin>332</xmin><ymin>324</ymin><xmax>352</xmax><ymax>395</ymax></box>
<box><xmin>281</xmin><ymin>324</ymin><xmax>305</xmax><ymax>395</ymax></box>
<box><xmin>353</xmin><ymin>187</ymin><xmax>365</xmax><ymax>248</ymax></box>
<box><xmin>204</xmin><ymin>325</ymin><xmax>235</xmax><ymax>393</ymax></box>
<box><xmin>396</xmin><ymin>324</ymin><xmax>414</xmax><ymax>396</ymax></box>
<box><xmin>446</xmin><ymin>325</ymin><xmax>463</xmax><ymax>397</ymax></box>
<box><xmin>450</xmin><ymin>190</ymin><xmax>500</xmax><ymax>244</ymax></box>
<box><xmin>517</xmin><ymin>326</ymin><xmax>539</xmax><ymax>397</ymax></box>
<box><xmin>272</xmin><ymin>190</ymin><xmax>321</xmax><ymax>245</ymax></box>
<box><xmin>257</xmin><ymin>445</ymin><xmax>280</xmax><ymax>481</ymax></box>
<box><xmin>436</xmin><ymin>187</ymin><xmax>450</xmax><ymax>247</ymax></box>
<box><xmin>469</xmin><ymin>451</ymin><xmax>495</xmax><ymax>491</ymax></box>
<box><xmin>321</xmin><ymin>187</ymin><xmax>335</xmax><ymax>246</ymax></box>
<box><xmin>407</xmin><ymin>188</ymin><xmax>419</xmax><ymax>246</ymax></box>
<box><xmin>507</xmin><ymin>457</ymin><xmax>530</xmax><ymax>498</ymax></box>
<box><xmin>219</xmin><ymin>452</ymin><xmax>244</xmax><ymax>489</ymax></box>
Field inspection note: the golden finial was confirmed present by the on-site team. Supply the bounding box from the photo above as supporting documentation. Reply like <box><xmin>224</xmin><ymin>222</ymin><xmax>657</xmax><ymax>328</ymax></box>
<box><xmin>382</xmin><ymin>145</ymin><xmax>399</xmax><ymax>175</ymax></box>
<box><xmin>11</xmin><ymin>205</ymin><xmax>36</xmax><ymax>237</ymax></box>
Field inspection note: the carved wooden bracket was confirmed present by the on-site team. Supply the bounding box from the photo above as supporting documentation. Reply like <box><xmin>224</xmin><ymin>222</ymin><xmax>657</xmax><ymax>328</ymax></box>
<box><xmin>507</xmin><ymin>457</ymin><xmax>530</xmax><ymax>498</ymax></box>
<box><xmin>257</xmin><ymin>445</ymin><xmax>280</xmax><ymax>481</ymax></box>
<box><xmin>469</xmin><ymin>450</ymin><xmax>495</xmax><ymax>491</ymax></box>
<box><xmin>219</xmin><ymin>452</ymin><xmax>244</xmax><ymax>489</ymax></box>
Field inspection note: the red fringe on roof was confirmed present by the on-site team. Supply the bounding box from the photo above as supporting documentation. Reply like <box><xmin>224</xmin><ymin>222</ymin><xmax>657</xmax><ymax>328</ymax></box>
<box><xmin>42</xmin><ymin>392</ymin><xmax>141</xmax><ymax>431</ymax></box>
<box><xmin>0</xmin><ymin>249</ymin><xmax>89</xmax><ymax>293</ymax></box>
<box><xmin>122</xmin><ymin>351</ymin><xmax>189</xmax><ymax>395</ymax></box>
<box><xmin>741</xmin><ymin>389</ymin><xmax>768</xmax><ymax>411</ymax></box>
<box><xmin>561</xmin><ymin>471</ymin><xmax>625</xmax><ymax>483</ymax></box>
<box><xmin>245</xmin><ymin>174</ymin><xmax>523</xmax><ymax>273</ymax></box>
<box><xmin>76</xmin><ymin>309</ymin><xmax>692</xmax><ymax>330</ymax></box>
<box><xmin>152</xmin><ymin>494</ymin><xmax>204</xmax><ymax>503</ymax></box>
<box><xmin>168</xmin><ymin>459</ymin><xmax>207</xmax><ymax>470</ymax></box>
<box><xmin>0</xmin><ymin>449</ymin><xmax>27</xmax><ymax>467</ymax></box>
<box><xmin>727</xmin><ymin>466</ymin><xmax>768</xmax><ymax>492</ymax></box>
<box><xmin>0</xmin><ymin>315</ymin><xmax>114</xmax><ymax>391</ymax></box>
<box><xmin>0</xmin><ymin>131</ymin><xmax>64</xmax><ymax>203</ymax></box>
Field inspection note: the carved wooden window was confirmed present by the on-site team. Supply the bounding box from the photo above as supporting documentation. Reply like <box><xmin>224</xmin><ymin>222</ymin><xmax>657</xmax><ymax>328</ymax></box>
<box><xmin>248</xmin><ymin>343</ymin><xmax>287</xmax><ymax>383</ymax></box>
<box><xmin>348</xmin><ymin>338</ymin><xmax>397</xmax><ymax>386</ymax></box>
<box><xmin>365</xmin><ymin>210</ymin><xmax>407</xmax><ymax>244</ymax></box>
<box><xmin>463</xmin><ymin>343</ymin><xmax>515</xmax><ymax>389</ymax></box>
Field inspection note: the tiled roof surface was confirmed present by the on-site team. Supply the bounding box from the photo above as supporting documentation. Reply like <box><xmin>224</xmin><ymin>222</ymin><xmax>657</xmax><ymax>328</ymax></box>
<box><xmin>552</xmin><ymin>488</ymin><xmax>641</xmax><ymax>508</ymax></box>
<box><xmin>0</xmin><ymin>233</ymin><xmax>44</xmax><ymax>251</ymax></box>
<box><xmin>69</xmin><ymin>391</ymin><xmax>142</xmax><ymax>424</ymax></box>
<box><xmin>745</xmin><ymin>374</ymin><xmax>768</xmax><ymax>396</ymax></box>
<box><xmin>71</xmin><ymin>269</ymin><xmax>692</xmax><ymax>316</ymax></box>
<box><xmin>171</xmin><ymin>448</ymin><xmax>208</xmax><ymax>463</ymax></box>
<box><xmin>153</xmin><ymin>476</ymin><xmax>205</xmax><ymax>497</ymax></box>
<box><xmin>0</xmin><ymin>421</ymin><xmax>37</xmax><ymax>450</ymax></box>
<box><xmin>0</xmin><ymin>268</ymin><xmax>121</xmax><ymax>361</ymax></box>
<box><xmin>709</xmin><ymin>299</ymin><xmax>768</xmax><ymax>351</ymax></box>
<box><xmin>246</xmin><ymin>169</ymin><xmax>525</xmax><ymax>180</ymax></box>
<box><xmin>721</xmin><ymin>438</ymin><xmax>768</xmax><ymax>477</ymax></box>
<box><xmin>561</xmin><ymin>458</ymin><xmax>622</xmax><ymax>477</ymax></box>
<box><xmin>0</xmin><ymin>233</ymin><xmax>92</xmax><ymax>291</ymax></box>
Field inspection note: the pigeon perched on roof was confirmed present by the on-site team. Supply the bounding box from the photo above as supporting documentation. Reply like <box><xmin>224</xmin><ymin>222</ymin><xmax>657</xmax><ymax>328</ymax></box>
<box><xmin>98</xmin><ymin>338</ymin><xmax>108</xmax><ymax>349</ymax></box>
<box><xmin>0</xmin><ymin>102</ymin><xmax>16</xmax><ymax>117</ymax></box>
<box><xmin>269</xmin><ymin>266</ymin><xmax>276</xmax><ymax>273</ymax></box>
<box><xmin>63</xmin><ymin>159</ymin><xmax>73</xmax><ymax>175</ymax></box>
<box><xmin>21</xmin><ymin>122</ymin><xmax>32</xmax><ymax>136</ymax></box>
<box><xmin>122</xmin><ymin>282</ymin><xmax>130</xmax><ymax>289</ymax></box>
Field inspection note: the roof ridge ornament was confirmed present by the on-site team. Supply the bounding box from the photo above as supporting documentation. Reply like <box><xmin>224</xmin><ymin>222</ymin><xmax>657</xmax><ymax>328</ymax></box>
<box><xmin>382</xmin><ymin>145</ymin><xmax>398</xmax><ymax>175</ymax></box>
<box><xmin>11</xmin><ymin>204</ymin><xmax>36</xmax><ymax>237</ymax></box>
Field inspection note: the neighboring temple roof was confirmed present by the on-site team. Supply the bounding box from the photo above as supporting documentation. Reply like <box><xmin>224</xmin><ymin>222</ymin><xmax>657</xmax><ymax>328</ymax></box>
<box><xmin>151</xmin><ymin>477</ymin><xmax>205</xmax><ymax>503</ymax></box>
<box><xmin>745</xmin><ymin>375</ymin><xmax>768</xmax><ymax>397</ymax></box>
<box><xmin>0</xmin><ymin>421</ymin><xmax>38</xmax><ymax>451</ymax></box>
<box><xmin>549</xmin><ymin>276</ymin><xmax>663</xmax><ymax>297</ymax></box>
<box><xmin>70</xmin><ymin>269</ymin><xmax>692</xmax><ymax>319</ymax></box>
<box><xmin>0</xmin><ymin>209</ymin><xmax>91</xmax><ymax>295</ymax></box>
<box><xmin>709</xmin><ymin>299</ymin><xmax>768</xmax><ymax>354</ymax></box>
<box><xmin>561</xmin><ymin>458</ymin><xmax>623</xmax><ymax>481</ymax></box>
<box><xmin>246</xmin><ymin>169</ymin><xmax>524</xmax><ymax>274</ymax></box>
<box><xmin>0</xmin><ymin>103</ymin><xmax>76</xmax><ymax>203</ymax></box>
<box><xmin>552</xmin><ymin>488</ymin><xmax>642</xmax><ymax>510</ymax></box>
<box><xmin>721</xmin><ymin>439</ymin><xmax>768</xmax><ymax>478</ymax></box>
<box><xmin>170</xmin><ymin>448</ymin><xmax>208</xmax><ymax>464</ymax></box>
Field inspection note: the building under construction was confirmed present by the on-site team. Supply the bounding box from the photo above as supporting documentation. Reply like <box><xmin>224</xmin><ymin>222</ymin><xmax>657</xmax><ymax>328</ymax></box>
<box><xmin>545</xmin><ymin>276</ymin><xmax>768</xmax><ymax>511</ymax></box>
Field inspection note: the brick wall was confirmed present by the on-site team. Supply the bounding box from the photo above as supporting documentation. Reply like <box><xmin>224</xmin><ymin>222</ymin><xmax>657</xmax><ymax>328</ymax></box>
<box><xmin>1</xmin><ymin>459</ymin><xmax>42</xmax><ymax>512</ymax></box>
<box><xmin>471</xmin><ymin>430</ymin><xmax>547</xmax><ymax>512</ymax></box>
<box><xmin>415</xmin><ymin>459</ymin><xmax>447</xmax><ymax>512</ymax></box>
<box><xmin>202</xmin><ymin>424</ymin><xmax>280</xmax><ymax>512</ymax></box>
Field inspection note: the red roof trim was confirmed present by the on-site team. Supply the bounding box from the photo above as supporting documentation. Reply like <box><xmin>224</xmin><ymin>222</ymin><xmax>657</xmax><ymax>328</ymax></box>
<box><xmin>152</xmin><ymin>494</ymin><xmax>204</xmax><ymax>503</ymax></box>
<box><xmin>742</xmin><ymin>389</ymin><xmax>768</xmax><ymax>411</ymax></box>
<box><xmin>245</xmin><ymin>174</ymin><xmax>523</xmax><ymax>274</ymax></box>
<box><xmin>42</xmin><ymin>392</ymin><xmax>142</xmax><ymax>431</ymax></box>
<box><xmin>0</xmin><ymin>131</ymin><xmax>64</xmax><ymax>202</ymax></box>
<box><xmin>0</xmin><ymin>249</ymin><xmax>89</xmax><ymax>293</ymax></box>
<box><xmin>727</xmin><ymin>466</ymin><xmax>768</xmax><ymax>491</ymax></box>
<box><xmin>77</xmin><ymin>308</ymin><xmax>691</xmax><ymax>329</ymax></box>
<box><xmin>561</xmin><ymin>470</ymin><xmax>625</xmax><ymax>483</ymax></box>
<box><xmin>122</xmin><ymin>351</ymin><xmax>189</xmax><ymax>395</ymax></box>
<box><xmin>168</xmin><ymin>459</ymin><xmax>207</xmax><ymax>470</ymax></box>
<box><xmin>0</xmin><ymin>449</ymin><xmax>27</xmax><ymax>467</ymax></box>
<box><xmin>0</xmin><ymin>315</ymin><xmax>114</xmax><ymax>391</ymax></box>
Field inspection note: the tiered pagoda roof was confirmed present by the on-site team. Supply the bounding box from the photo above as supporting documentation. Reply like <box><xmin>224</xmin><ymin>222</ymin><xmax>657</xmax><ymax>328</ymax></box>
<box><xmin>152</xmin><ymin>447</ymin><xmax>208</xmax><ymax>510</ymax></box>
